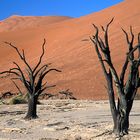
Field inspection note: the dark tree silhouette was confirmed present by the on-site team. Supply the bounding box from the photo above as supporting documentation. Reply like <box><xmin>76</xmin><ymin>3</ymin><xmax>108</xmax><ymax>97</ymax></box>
<box><xmin>0</xmin><ymin>39</ymin><xmax>61</xmax><ymax>120</ymax></box>
<box><xmin>90</xmin><ymin>18</ymin><xmax>140</xmax><ymax>137</ymax></box>
<box><xmin>59</xmin><ymin>89</ymin><xmax>77</xmax><ymax>100</ymax></box>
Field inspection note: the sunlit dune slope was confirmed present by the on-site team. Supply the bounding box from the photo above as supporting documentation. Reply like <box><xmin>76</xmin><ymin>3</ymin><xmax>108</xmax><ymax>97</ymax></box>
<box><xmin>0</xmin><ymin>0</ymin><xmax>140</xmax><ymax>99</ymax></box>
<box><xmin>0</xmin><ymin>15</ymin><xmax>72</xmax><ymax>32</ymax></box>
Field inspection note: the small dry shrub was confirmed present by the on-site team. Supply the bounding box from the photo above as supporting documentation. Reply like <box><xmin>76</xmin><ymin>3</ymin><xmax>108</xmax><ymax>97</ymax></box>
<box><xmin>9</xmin><ymin>95</ymin><xmax>27</xmax><ymax>104</ymax></box>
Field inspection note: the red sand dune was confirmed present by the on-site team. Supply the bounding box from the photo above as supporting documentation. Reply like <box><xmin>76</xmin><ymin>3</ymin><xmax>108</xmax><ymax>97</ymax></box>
<box><xmin>0</xmin><ymin>15</ymin><xmax>72</xmax><ymax>32</ymax></box>
<box><xmin>0</xmin><ymin>0</ymin><xmax>140</xmax><ymax>99</ymax></box>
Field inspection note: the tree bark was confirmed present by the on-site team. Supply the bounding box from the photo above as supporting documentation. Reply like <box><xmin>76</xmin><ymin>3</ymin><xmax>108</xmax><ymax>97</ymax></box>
<box><xmin>113</xmin><ymin>99</ymin><xmax>134</xmax><ymax>137</ymax></box>
<box><xmin>113</xmin><ymin>112</ymin><xmax>129</xmax><ymax>136</ymax></box>
<box><xmin>90</xmin><ymin>19</ymin><xmax>140</xmax><ymax>138</ymax></box>
<box><xmin>24</xmin><ymin>95</ymin><xmax>38</xmax><ymax>120</ymax></box>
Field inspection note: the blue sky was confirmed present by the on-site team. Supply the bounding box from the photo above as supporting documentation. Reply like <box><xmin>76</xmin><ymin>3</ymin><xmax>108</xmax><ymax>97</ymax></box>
<box><xmin>0</xmin><ymin>0</ymin><xmax>123</xmax><ymax>20</ymax></box>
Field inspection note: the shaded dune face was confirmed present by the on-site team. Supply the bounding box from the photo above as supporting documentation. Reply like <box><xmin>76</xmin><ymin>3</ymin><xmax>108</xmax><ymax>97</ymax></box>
<box><xmin>0</xmin><ymin>0</ymin><xmax>140</xmax><ymax>99</ymax></box>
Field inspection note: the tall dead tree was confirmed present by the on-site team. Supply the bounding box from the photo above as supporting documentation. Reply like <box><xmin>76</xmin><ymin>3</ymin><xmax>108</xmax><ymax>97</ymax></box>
<box><xmin>90</xmin><ymin>18</ymin><xmax>140</xmax><ymax>137</ymax></box>
<box><xmin>0</xmin><ymin>39</ymin><xmax>61</xmax><ymax>120</ymax></box>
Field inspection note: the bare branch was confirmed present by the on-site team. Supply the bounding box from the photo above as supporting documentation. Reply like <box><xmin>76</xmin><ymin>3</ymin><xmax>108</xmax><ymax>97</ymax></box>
<box><xmin>137</xmin><ymin>33</ymin><xmax>140</xmax><ymax>58</ymax></box>
<box><xmin>33</xmin><ymin>63</ymin><xmax>51</xmax><ymax>80</ymax></box>
<box><xmin>130</xmin><ymin>26</ymin><xmax>134</xmax><ymax>44</ymax></box>
<box><xmin>11</xmin><ymin>80</ymin><xmax>22</xmax><ymax>95</ymax></box>
<box><xmin>91</xmin><ymin>19</ymin><xmax>126</xmax><ymax>103</ymax></box>
<box><xmin>0</xmin><ymin>70</ymin><xmax>20</xmax><ymax>77</ymax></box>
<box><xmin>22</xmin><ymin>49</ymin><xmax>26</xmax><ymax>59</ymax></box>
<box><xmin>92</xmin><ymin>24</ymin><xmax>99</xmax><ymax>37</ymax></box>
<box><xmin>33</xmin><ymin>39</ymin><xmax>46</xmax><ymax>73</ymax></box>
<box><xmin>99</xmin><ymin>37</ymin><xmax>106</xmax><ymax>51</ymax></box>
<box><xmin>42</xmin><ymin>84</ymin><xmax>56</xmax><ymax>91</ymax></box>
<box><xmin>120</xmin><ymin>56</ymin><xmax>129</xmax><ymax>86</ymax></box>
<box><xmin>90</xmin><ymin>37</ymin><xmax>108</xmax><ymax>77</ymax></box>
<box><xmin>4</xmin><ymin>42</ymin><xmax>24</xmax><ymax>59</ymax></box>
<box><xmin>35</xmin><ymin>68</ymin><xmax>61</xmax><ymax>93</ymax></box>
<box><xmin>122</xmin><ymin>26</ymin><xmax>134</xmax><ymax>51</ymax></box>
<box><xmin>127</xmin><ymin>44</ymin><xmax>140</xmax><ymax>59</ymax></box>
<box><xmin>107</xmin><ymin>18</ymin><xmax>114</xmax><ymax>28</ymax></box>
<box><xmin>101</xmin><ymin>25</ymin><xmax>105</xmax><ymax>32</ymax></box>
<box><xmin>121</xmin><ymin>28</ymin><xmax>130</xmax><ymax>44</ymax></box>
<box><xmin>39</xmin><ymin>68</ymin><xmax>61</xmax><ymax>82</ymax></box>
<box><xmin>13</xmin><ymin>62</ymin><xmax>31</xmax><ymax>93</ymax></box>
<box><xmin>104</xmin><ymin>18</ymin><xmax>114</xmax><ymax>48</ymax></box>
<box><xmin>42</xmin><ymin>81</ymin><xmax>48</xmax><ymax>88</ymax></box>
<box><xmin>35</xmin><ymin>85</ymin><xmax>56</xmax><ymax>96</ymax></box>
<box><xmin>4</xmin><ymin>42</ymin><xmax>33</xmax><ymax>76</ymax></box>
<box><xmin>138</xmin><ymin>33</ymin><xmax>140</xmax><ymax>44</ymax></box>
<box><xmin>120</xmin><ymin>27</ymin><xmax>135</xmax><ymax>86</ymax></box>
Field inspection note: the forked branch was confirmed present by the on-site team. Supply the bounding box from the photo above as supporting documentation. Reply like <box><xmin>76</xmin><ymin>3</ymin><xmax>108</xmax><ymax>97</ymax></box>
<box><xmin>33</xmin><ymin>39</ymin><xmax>46</xmax><ymax>73</ymax></box>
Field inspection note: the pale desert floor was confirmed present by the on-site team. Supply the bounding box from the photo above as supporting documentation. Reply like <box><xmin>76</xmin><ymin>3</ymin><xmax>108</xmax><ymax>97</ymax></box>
<box><xmin>0</xmin><ymin>100</ymin><xmax>140</xmax><ymax>140</ymax></box>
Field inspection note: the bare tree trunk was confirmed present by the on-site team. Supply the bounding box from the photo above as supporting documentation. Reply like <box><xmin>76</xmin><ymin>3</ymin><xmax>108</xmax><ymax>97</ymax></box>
<box><xmin>0</xmin><ymin>39</ymin><xmax>61</xmax><ymax>120</ymax></box>
<box><xmin>90</xmin><ymin>19</ymin><xmax>140</xmax><ymax>137</ymax></box>
<box><xmin>106</xmin><ymin>72</ymin><xmax>118</xmax><ymax>132</ymax></box>
<box><xmin>114</xmin><ymin>110</ymin><xmax>129</xmax><ymax>136</ymax></box>
<box><xmin>24</xmin><ymin>95</ymin><xmax>38</xmax><ymax>120</ymax></box>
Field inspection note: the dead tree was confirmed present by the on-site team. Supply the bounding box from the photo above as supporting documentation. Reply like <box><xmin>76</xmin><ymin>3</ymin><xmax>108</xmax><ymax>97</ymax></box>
<box><xmin>90</xmin><ymin>18</ymin><xmax>140</xmax><ymax>137</ymax></box>
<box><xmin>59</xmin><ymin>89</ymin><xmax>77</xmax><ymax>100</ymax></box>
<box><xmin>0</xmin><ymin>39</ymin><xmax>61</xmax><ymax>120</ymax></box>
<box><xmin>0</xmin><ymin>91</ymin><xmax>13</xmax><ymax>99</ymax></box>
